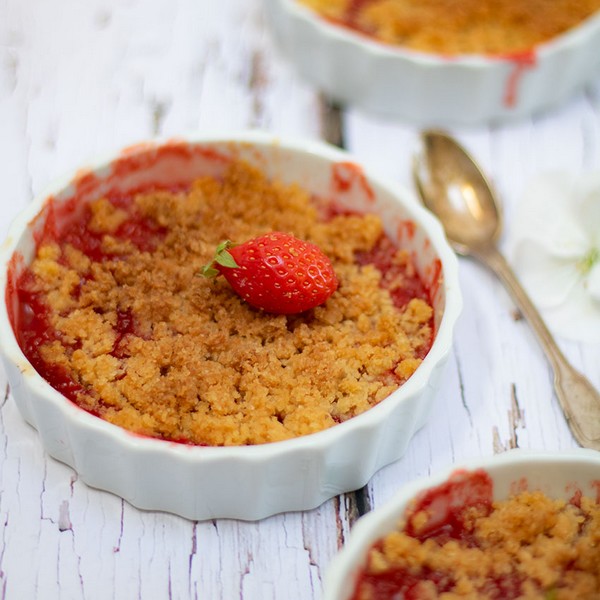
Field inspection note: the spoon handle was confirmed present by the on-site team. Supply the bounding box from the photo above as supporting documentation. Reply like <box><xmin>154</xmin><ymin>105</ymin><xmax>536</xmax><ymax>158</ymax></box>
<box><xmin>477</xmin><ymin>245</ymin><xmax>600</xmax><ymax>451</ymax></box>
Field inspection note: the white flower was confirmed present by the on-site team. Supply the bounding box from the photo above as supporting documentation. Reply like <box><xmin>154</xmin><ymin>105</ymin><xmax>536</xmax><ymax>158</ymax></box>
<box><xmin>508</xmin><ymin>170</ymin><xmax>600</xmax><ymax>343</ymax></box>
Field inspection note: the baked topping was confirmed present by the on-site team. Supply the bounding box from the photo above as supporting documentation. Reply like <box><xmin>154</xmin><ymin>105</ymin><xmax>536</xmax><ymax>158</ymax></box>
<box><xmin>299</xmin><ymin>0</ymin><xmax>600</xmax><ymax>55</ymax></box>
<box><xmin>351</xmin><ymin>470</ymin><xmax>600</xmax><ymax>599</ymax></box>
<box><xmin>13</xmin><ymin>160</ymin><xmax>434</xmax><ymax>446</ymax></box>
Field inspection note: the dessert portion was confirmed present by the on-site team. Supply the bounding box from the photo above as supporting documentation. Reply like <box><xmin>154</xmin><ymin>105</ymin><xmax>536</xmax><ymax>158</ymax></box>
<box><xmin>12</xmin><ymin>159</ymin><xmax>434</xmax><ymax>446</ymax></box>
<box><xmin>298</xmin><ymin>0</ymin><xmax>600</xmax><ymax>55</ymax></box>
<box><xmin>351</xmin><ymin>470</ymin><xmax>600</xmax><ymax>599</ymax></box>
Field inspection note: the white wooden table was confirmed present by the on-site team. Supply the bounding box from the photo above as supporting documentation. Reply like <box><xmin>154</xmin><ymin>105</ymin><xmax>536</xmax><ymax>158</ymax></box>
<box><xmin>1</xmin><ymin>1</ymin><xmax>599</xmax><ymax>598</ymax></box>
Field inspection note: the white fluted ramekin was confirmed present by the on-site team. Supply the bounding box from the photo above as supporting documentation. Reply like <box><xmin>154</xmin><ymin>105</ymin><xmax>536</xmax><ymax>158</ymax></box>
<box><xmin>323</xmin><ymin>448</ymin><xmax>600</xmax><ymax>599</ymax></box>
<box><xmin>0</xmin><ymin>132</ymin><xmax>461</xmax><ymax>521</ymax></box>
<box><xmin>264</xmin><ymin>0</ymin><xmax>600</xmax><ymax>125</ymax></box>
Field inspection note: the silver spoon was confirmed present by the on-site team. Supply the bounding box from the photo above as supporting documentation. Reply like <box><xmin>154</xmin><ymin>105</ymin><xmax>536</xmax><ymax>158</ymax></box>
<box><xmin>413</xmin><ymin>129</ymin><xmax>600</xmax><ymax>451</ymax></box>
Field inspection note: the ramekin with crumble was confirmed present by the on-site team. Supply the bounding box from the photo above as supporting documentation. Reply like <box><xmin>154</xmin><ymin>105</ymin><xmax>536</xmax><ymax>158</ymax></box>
<box><xmin>1</xmin><ymin>134</ymin><xmax>460</xmax><ymax>519</ymax></box>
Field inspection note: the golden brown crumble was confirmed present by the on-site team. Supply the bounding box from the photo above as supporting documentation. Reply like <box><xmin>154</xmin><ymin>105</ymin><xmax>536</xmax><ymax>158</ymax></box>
<box><xmin>355</xmin><ymin>490</ymin><xmax>600</xmax><ymax>599</ymax></box>
<box><xmin>299</xmin><ymin>0</ymin><xmax>600</xmax><ymax>55</ymax></box>
<box><xmin>24</xmin><ymin>160</ymin><xmax>433</xmax><ymax>446</ymax></box>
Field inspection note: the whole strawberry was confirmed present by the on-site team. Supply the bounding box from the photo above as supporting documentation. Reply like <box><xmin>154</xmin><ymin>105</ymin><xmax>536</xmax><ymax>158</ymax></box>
<box><xmin>202</xmin><ymin>232</ymin><xmax>338</xmax><ymax>314</ymax></box>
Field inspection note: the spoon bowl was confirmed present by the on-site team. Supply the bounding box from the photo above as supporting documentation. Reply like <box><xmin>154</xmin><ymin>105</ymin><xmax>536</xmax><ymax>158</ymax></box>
<box><xmin>413</xmin><ymin>131</ymin><xmax>502</xmax><ymax>254</ymax></box>
<box><xmin>413</xmin><ymin>130</ymin><xmax>600</xmax><ymax>451</ymax></box>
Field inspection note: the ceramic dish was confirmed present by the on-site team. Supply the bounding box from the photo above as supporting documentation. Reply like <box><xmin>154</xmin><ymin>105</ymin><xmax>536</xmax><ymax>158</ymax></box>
<box><xmin>323</xmin><ymin>448</ymin><xmax>600</xmax><ymax>599</ymax></box>
<box><xmin>264</xmin><ymin>0</ymin><xmax>600</xmax><ymax>125</ymax></box>
<box><xmin>0</xmin><ymin>131</ymin><xmax>461</xmax><ymax>521</ymax></box>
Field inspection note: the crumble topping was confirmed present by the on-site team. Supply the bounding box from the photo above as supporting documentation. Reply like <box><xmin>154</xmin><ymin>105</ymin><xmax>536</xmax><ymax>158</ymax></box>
<box><xmin>18</xmin><ymin>160</ymin><xmax>434</xmax><ymax>446</ymax></box>
<box><xmin>352</xmin><ymin>488</ymin><xmax>600</xmax><ymax>599</ymax></box>
<box><xmin>299</xmin><ymin>0</ymin><xmax>600</xmax><ymax>55</ymax></box>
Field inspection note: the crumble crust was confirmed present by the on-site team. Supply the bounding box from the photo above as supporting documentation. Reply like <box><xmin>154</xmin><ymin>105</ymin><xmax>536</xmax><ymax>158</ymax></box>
<box><xmin>23</xmin><ymin>161</ymin><xmax>433</xmax><ymax>446</ymax></box>
<box><xmin>355</xmin><ymin>490</ymin><xmax>600</xmax><ymax>599</ymax></box>
<box><xmin>299</xmin><ymin>0</ymin><xmax>600</xmax><ymax>55</ymax></box>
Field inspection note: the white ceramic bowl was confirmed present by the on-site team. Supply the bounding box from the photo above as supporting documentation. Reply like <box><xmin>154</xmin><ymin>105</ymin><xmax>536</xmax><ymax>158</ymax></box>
<box><xmin>264</xmin><ymin>0</ymin><xmax>600</xmax><ymax>125</ymax></box>
<box><xmin>323</xmin><ymin>448</ymin><xmax>600</xmax><ymax>599</ymax></box>
<box><xmin>0</xmin><ymin>131</ymin><xmax>461</xmax><ymax>521</ymax></box>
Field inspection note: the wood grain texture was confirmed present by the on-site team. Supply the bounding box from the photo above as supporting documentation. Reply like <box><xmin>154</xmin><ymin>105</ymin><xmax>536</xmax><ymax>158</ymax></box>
<box><xmin>1</xmin><ymin>0</ymin><xmax>599</xmax><ymax>598</ymax></box>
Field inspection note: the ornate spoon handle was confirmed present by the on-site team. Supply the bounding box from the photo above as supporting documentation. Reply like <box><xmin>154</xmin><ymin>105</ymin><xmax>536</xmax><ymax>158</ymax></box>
<box><xmin>477</xmin><ymin>245</ymin><xmax>600</xmax><ymax>450</ymax></box>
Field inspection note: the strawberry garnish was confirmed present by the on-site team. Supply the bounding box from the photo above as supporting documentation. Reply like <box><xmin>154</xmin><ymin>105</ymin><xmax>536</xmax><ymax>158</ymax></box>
<box><xmin>202</xmin><ymin>231</ymin><xmax>338</xmax><ymax>314</ymax></box>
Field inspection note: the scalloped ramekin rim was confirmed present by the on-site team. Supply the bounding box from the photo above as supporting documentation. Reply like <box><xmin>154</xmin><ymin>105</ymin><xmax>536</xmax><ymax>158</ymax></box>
<box><xmin>0</xmin><ymin>130</ymin><xmax>462</xmax><ymax>516</ymax></box>
<box><xmin>323</xmin><ymin>447</ymin><xmax>600</xmax><ymax>599</ymax></box>
<box><xmin>284</xmin><ymin>0</ymin><xmax>600</xmax><ymax>65</ymax></box>
<box><xmin>267</xmin><ymin>1</ymin><xmax>600</xmax><ymax>124</ymax></box>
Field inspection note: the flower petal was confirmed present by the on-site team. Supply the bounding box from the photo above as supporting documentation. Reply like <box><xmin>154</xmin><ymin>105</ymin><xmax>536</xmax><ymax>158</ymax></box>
<box><xmin>512</xmin><ymin>238</ymin><xmax>580</xmax><ymax>308</ymax></box>
<box><xmin>508</xmin><ymin>170</ymin><xmax>600</xmax><ymax>343</ymax></box>
<box><xmin>510</xmin><ymin>171</ymin><xmax>587</xmax><ymax>257</ymax></box>
<box><xmin>587</xmin><ymin>261</ymin><xmax>600</xmax><ymax>304</ymax></box>
<box><xmin>540</xmin><ymin>284</ymin><xmax>600</xmax><ymax>343</ymax></box>
<box><xmin>576</xmin><ymin>173</ymin><xmax>600</xmax><ymax>246</ymax></box>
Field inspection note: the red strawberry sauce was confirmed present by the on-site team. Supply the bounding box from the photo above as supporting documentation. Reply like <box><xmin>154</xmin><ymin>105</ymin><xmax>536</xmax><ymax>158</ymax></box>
<box><xmin>15</xmin><ymin>269</ymin><xmax>88</xmax><ymax>404</ymax></box>
<box><xmin>9</xmin><ymin>190</ymin><xmax>166</xmax><ymax>407</ymax></box>
<box><xmin>356</xmin><ymin>237</ymin><xmax>430</xmax><ymax>313</ymax></box>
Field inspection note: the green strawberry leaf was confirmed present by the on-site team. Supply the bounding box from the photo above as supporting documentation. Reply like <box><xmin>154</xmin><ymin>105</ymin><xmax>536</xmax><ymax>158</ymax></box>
<box><xmin>214</xmin><ymin>249</ymin><xmax>239</xmax><ymax>269</ymax></box>
<box><xmin>201</xmin><ymin>265</ymin><xmax>220</xmax><ymax>278</ymax></box>
<box><xmin>199</xmin><ymin>239</ymin><xmax>240</xmax><ymax>279</ymax></box>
